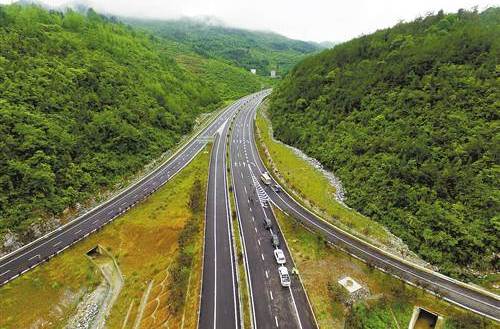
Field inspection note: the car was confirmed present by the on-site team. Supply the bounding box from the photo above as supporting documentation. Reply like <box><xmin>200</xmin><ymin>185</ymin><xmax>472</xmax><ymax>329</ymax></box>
<box><xmin>271</xmin><ymin>232</ymin><xmax>280</xmax><ymax>248</ymax></box>
<box><xmin>272</xmin><ymin>184</ymin><xmax>281</xmax><ymax>193</ymax></box>
<box><xmin>274</xmin><ymin>249</ymin><xmax>286</xmax><ymax>265</ymax></box>
<box><xmin>263</xmin><ymin>218</ymin><xmax>272</xmax><ymax>230</ymax></box>
<box><xmin>278</xmin><ymin>266</ymin><xmax>291</xmax><ymax>287</ymax></box>
<box><xmin>261</xmin><ymin>172</ymin><xmax>272</xmax><ymax>185</ymax></box>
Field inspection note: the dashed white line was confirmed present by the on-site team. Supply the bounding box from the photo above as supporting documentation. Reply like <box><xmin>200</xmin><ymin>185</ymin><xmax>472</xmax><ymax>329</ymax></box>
<box><xmin>0</xmin><ymin>270</ymin><xmax>10</xmax><ymax>277</ymax></box>
<box><xmin>74</xmin><ymin>229</ymin><xmax>82</xmax><ymax>235</ymax></box>
<box><xmin>265</xmin><ymin>270</ymin><xmax>268</xmax><ymax>278</ymax></box>
<box><xmin>29</xmin><ymin>255</ymin><xmax>40</xmax><ymax>261</ymax></box>
<box><xmin>261</xmin><ymin>253</ymin><xmax>265</xmax><ymax>261</ymax></box>
<box><xmin>53</xmin><ymin>241</ymin><xmax>62</xmax><ymax>247</ymax></box>
<box><xmin>270</xmin><ymin>290</ymin><xmax>274</xmax><ymax>300</ymax></box>
<box><xmin>275</xmin><ymin>316</ymin><xmax>279</xmax><ymax>327</ymax></box>
<box><xmin>255</xmin><ymin>227</ymin><xmax>258</xmax><ymax>233</ymax></box>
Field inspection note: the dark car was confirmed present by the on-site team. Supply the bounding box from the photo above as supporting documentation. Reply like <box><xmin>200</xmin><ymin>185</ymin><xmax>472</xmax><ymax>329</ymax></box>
<box><xmin>263</xmin><ymin>218</ymin><xmax>272</xmax><ymax>230</ymax></box>
<box><xmin>272</xmin><ymin>184</ymin><xmax>281</xmax><ymax>193</ymax></box>
<box><xmin>271</xmin><ymin>232</ymin><xmax>280</xmax><ymax>248</ymax></box>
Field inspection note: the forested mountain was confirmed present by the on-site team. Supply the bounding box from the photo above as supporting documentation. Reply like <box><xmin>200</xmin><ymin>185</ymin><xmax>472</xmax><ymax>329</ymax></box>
<box><xmin>0</xmin><ymin>4</ymin><xmax>262</xmax><ymax>235</ymax></box>
<box><xmin>269</xmin><ymin>8</ymin><xmax>499</xmax><ymax>277</ymax></box>
<box><xmin>125</xmin><ymin>17</ymin><xmax>323</xmax><ymax>76</ymax></box>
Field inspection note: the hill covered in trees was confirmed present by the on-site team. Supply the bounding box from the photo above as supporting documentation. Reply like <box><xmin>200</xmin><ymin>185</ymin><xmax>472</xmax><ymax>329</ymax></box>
<box><xmin>268</xmin><ymin>8</ymin><xmax>499</xmax><ymax>278</ymax></box>
<box><xmin>0</xmin><ymin>4</ymin><xmax>263</xmax><ymax>235</ymax></box>
<box><xmin>125</xmin><ymin>17</ymin><xmax>322</xmax><ymax>76</ymax></box>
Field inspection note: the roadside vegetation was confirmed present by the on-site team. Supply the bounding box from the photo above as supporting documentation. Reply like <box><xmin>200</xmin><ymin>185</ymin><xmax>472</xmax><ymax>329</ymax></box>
<box><xmin>268</xmin><ymin>8</ymin><xmax>500</xmax><ymax>279</ymax></box>
<box><xmin>255</xmin><ymin>102</ymin><xmax>394</xmax><ymax>247</ymax></box>
<box><xmin>0</xmin><ymin>145</ymin><xmax>211</xmax><ymax>329</ymax></box>
<box><xmin>274</xmin><ymin>209</ymin><xmax>497</xmax><ymax>329</ymax></box>
<box><xmin>0</xmin><ymin>4</ymin><xmax>263</xmax><ymax>241</ymax></box>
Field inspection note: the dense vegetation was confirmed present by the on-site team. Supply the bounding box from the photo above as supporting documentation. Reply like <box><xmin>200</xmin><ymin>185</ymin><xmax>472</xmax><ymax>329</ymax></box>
<box><xmin>0</xmin><ymin>4</ymin><xmax>260</xmax><ymax>234</ymax></box>
<box><xmin>269</xmin><ymin>8</ymin><xmax>499</xmax><ymax>277</ymax></box>
<box><xmin>126</xmin><ymin>17</ymin><xmax>322</xmax><ymax>76</ymax></box>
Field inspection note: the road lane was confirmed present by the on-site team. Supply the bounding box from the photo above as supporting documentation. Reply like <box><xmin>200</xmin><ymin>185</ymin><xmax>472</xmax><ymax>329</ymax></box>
<box><xmin>229</xmin><ymin>92</ymin><xmax>317</xmax><ymax>329</ymax></box>
<box><xmin>199</xmin><ymin>118</ymin><xmax>240</xmax><ymax>329</ymax></box>
<box><xmin>0</xmin><ymin>94</ymin><xmax>251</xmax><ymax>287</ymax></box>
<box><xmin>244</xmin><ymin>92</ymin><xmax>500</xmax><ymax>322</ymax></box>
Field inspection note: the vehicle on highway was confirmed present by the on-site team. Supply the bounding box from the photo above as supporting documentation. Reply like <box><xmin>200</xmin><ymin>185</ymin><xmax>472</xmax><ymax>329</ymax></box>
<box><xmin>278</xmin><ymin>266</ymin><xmax>291</xmax><ymax>287</ymax></box>
<box><xmin>263</xmin><ymin>217</ymin><xmax>272</xmax><ymax>230</ymax></box>
<box><xmin>274</xmin><ymin>249</ymin><xmax>286</xmax><ymax>264</ymax></box>
<box><xmin>271</xmin><ymin>232</ymin><xmax>280</xmax><ymax>247</ymax></box>
<box><xmin>272</xmin><ymin>184</ymin><xmax>281</xmax><ymax>193</ymax></box>
<box><xmin>261</xmin><ymin>172</ymin><xmax>272</xmax><ymax>185</ymax></box>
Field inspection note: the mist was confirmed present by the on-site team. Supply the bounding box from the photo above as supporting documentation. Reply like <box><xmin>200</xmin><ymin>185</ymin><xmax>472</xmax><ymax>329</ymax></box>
<box><xmin>1</xmin><ymin>0</ymin><xmax>496</xmax><ymax>42</ymax></box>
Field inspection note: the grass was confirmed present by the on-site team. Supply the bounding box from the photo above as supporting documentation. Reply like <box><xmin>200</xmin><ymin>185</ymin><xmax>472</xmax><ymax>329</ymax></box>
<box><xmin>274</xmin><ymin>208</ymin><xmax>498</xmax><ymax>329</ymax></box>
<box><xmin>0</xmin><ymin>145</ymin><xmax>211</xmax><ymax>329</ymax></box>
<box><xmin>255</xmin><ymin>101</ymin><xmax>395</xmax><ymax>246</ymax></box>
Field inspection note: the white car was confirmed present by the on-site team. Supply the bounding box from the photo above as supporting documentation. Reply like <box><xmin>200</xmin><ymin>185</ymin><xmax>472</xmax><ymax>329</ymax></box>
<box><xmin>278</xmin><ymin>266</ymin><xmax>291</xmax><ymax>287</ymax></box>
<box><xmin>274</xmin><ymin>249</ymin><xmax>286</xmax><ymax>265</ymax></box>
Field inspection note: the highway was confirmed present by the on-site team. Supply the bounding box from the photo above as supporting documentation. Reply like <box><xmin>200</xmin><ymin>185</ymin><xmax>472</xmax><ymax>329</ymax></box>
<box><xmin>229</xmin><ymin>91</ymin><xmax>317</xmax><ymax>329</ymax></box>
<box><xmin>242</xmin><ymin>93</ymin><xmax>500</xmax><ymax>322</ymax></box>
<box><xmin>199</xmin><ymin>117</ymin><xmax>240</xmax><ymax>328</ymax></box>
<box><xmin>1</xmin><ymin>89</ymin><xmax>498</xmax><ymax>325</ymax></box>
<box><xmin>0</xmin><ymin>94</ymin><xmax>251</xmax><ymax>287</ymax></box>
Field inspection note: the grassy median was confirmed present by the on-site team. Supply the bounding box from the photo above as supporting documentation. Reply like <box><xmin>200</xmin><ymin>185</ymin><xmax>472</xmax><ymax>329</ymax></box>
<box><xmin>274</xmin><ymin>208</ymin><xmax>496</xmax><ymax>329</ymax></box>
<box><xmin>0</xmin><ymin>145</ymin><xmax>211</xmax><ymax>329</ymax></box>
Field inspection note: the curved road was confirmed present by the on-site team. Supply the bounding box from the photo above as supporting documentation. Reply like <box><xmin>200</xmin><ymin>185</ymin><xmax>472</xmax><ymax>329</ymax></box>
<box><xmin>1</xmin><ymin>90</ymin><xmax>498</xmax><ymax>325</ymax></box>
<box><xmin>242</xmin><ymin>93</ymin><xmax>500</xmax><ymax>322</ymax></box>
<box><xmin>0</xmin><ymin>94</ymin><xmax>250</xmax><ymax>287</ymax></box>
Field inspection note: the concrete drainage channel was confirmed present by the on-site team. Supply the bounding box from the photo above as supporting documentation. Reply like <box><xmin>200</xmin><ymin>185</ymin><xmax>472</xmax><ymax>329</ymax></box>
<box><xmin>65</xmin><ymin>245</ymin><xmax>124</xmax><ymax>329</ymax></box>
<box><xmin>408</xmin><ymin>307</ymin><xmax>442</xmax><ymax>329</ymax></box>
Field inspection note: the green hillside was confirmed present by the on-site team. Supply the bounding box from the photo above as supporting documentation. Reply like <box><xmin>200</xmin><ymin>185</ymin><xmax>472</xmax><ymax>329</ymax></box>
<box><xmin>0</xmin><ymin>4</ymin><xmax>260</xmax><ymax>234</ymax></box>
<box><xmin>269</xmin><ymin>8</ymin><xmax>499</xmax><ymax>278</ymax></box>
<box><xmin>125</xmin><ymin>17</ymin><xmax>322</xmax><ymax>76</ymax></box>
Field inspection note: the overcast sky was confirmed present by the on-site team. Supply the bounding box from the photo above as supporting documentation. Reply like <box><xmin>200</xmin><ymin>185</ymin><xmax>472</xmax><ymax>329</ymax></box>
<box><xmin>2</xmin><ymin>0</ymin><xmax>497</xmax><ymax>41</ymax></box>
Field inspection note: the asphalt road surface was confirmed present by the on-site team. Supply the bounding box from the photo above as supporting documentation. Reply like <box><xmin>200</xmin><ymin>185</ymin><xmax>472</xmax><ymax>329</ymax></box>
<box><xmin>199</xmin><ymin>113</ymin><xmax>240</xmax><ymax>328</ymax></box>
<box><xmin>242</xmin><ymin>93</ymin><xmax>500</xmax><ymax>322</ymax></box>
<box><xmin>229</xmin><ymin>91</ymin><xmax>317</xmax><ymax>329</ymax></box>
<box><xmin>0</xmin><ymin>94</ymin><xmax>252</xmax><ymax>287</ymax></box>
<box><xmin>1</xmin><ymin>90</ymin><xmax>498</xmax><ymax>325</ymax></box>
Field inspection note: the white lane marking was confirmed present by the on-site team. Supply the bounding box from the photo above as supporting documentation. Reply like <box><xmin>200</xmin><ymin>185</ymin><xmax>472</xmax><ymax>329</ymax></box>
<box><xmin>53</xmin><ymin>241</ymin><xmax>62</xmax><ymax>247</ymax></box>
<box><xmin>258</xmin><ymin>240</ymin><xmax>261</xmax><ymax>246</ymax></box>
<box><xmin>93</xmin><ymin>220</ymin><xmax>99</xmax><ymax>225</ymax></box>
<box><xmin>275</xmin><ymin>316</ymin><xmax>279</xmax><ymax>328</ymax></box>
<box><xmin>29</xmin><ymin>255</ymin><xmax>40</xmax><ymax>261</ymax></box>
<box><xmin>213</xmin><ymin>125</ymin><xmax>219</xmax><ymax>329</ymax></box>
<box><xmin>0</xmin><ymin>270</ymin><xmax>10</xmax><ymax>277</ymax></box>
<box><xmin>289</xmin><ymin>287</ymin><xmax>303</xmax><ymax>329</ymax></box>
<box><xmin>0</xmin><ymin>104</ymin><xmax>218</xmax><ymax>272</ymax></box>
<box><xmin>265</xmin><ymin>270</ymin><xmax>269</xmax><ymax>278</ymax></box>
<box><xmin>270</xmin><ymin>290</ymin><xmax>274</xmax><ymax>300</ymax></box>
<box><xmin>261</xmin><ymin>253</ymin><xmax>265</xmax><ymax>261</ymax></box>
<box><xmin>240</xmin><ymin>172</ymin><xmax>244</xmax><ymax>179</ymax></box>
<box><xmin>251</xmin><ymin>216</ymin><xmax>254</xmax><ymax>222</ymax></box>
<box><xmin>74</xmin><ymin>229</ymin><xmax>82</xmax><ymax>235</ymax></box>
<box><xmin>244</xmin><ymin>186</ymin><xmax>247</xmax><ymax>194</ymax></box>
<box><xmin>255</xmin><ymin>227</ymin><xmax>258</xmax><ymax>233</ymax></box>
<box><xmin>242</xmin><ymin>102</ymin><xmax>500</xmax><ymax>315</ymax></box>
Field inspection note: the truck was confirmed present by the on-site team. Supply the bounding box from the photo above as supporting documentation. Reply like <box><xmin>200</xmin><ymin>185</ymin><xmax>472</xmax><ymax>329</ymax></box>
<box><xmin>260</xmin><ymin>172</ymin><xmax>272</xmax><ymax>185</ymax></box>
